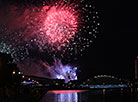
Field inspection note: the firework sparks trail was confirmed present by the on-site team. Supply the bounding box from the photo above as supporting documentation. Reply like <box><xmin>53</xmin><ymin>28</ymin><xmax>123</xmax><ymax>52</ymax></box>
<box><xmin>0</xmin><ymin>0</ymin><xmax>100</xmax><ymax>79</ymax></box>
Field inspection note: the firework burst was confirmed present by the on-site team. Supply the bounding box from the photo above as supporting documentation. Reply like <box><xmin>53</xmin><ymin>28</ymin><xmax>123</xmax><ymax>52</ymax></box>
<box><xmin>0</xmin><ymin>0</ymin><xmax>100</xmax><ymax>78</ymax></box>
<box><xmin>42</xmin><ymin>59</ymin><xmax>78</xmax><ymax>83</ymax></box>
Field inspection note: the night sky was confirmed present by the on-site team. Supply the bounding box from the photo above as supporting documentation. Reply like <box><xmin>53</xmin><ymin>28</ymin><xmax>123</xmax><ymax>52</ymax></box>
<box><xmin>79</xmin><ymin>0</ymin><xmax>138</xmax><ymax>79</ymax></box>
<box><xmin>0</xmin><ymin>0</ymin><xmax>138</xmax><ymax>80</ymax></box>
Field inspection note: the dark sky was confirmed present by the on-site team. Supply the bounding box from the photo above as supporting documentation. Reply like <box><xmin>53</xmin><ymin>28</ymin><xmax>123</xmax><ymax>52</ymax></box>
<box><xmin>0</xmin><ymin>0</ymin><xmax>137</xmax><ymax>79</ymax></box>
<box><xmin>79</xmin><ymin>0</ymin><xmax>138</xmax><ymax>79</ymax></box>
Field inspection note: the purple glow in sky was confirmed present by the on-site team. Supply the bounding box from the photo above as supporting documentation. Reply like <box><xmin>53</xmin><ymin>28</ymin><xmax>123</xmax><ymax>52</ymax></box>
<box><xmin>43</xmin><ymin>59</ymin><xmax>78</xmax><ymax>83</ymax></box>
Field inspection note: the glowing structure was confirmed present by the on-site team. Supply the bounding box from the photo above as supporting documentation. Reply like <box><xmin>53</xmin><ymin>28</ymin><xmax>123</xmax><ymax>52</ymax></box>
<box><xmin>43</xmin><ymin>60</ymin><xmax>78</xmax><ymax>83</ymax></box>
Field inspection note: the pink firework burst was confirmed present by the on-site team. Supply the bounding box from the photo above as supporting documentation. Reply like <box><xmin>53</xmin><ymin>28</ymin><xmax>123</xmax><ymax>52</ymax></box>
<box><xmin>43</xmin><ymin>6</ymin><xmax>78</xmax><ymax>45</ymax></box>
<box><xmin>40</xmin><ymin>0</ymin><xmax>81</xmax><ymax>50</ymax></box>
<box><xmin>0</xmin><ymin>0</ymin><xmax>99</xmax><ymax>61</ymax></box>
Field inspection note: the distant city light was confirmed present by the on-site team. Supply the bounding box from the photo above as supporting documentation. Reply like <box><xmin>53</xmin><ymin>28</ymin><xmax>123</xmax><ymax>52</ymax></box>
<box><xmin>12</xmin><ymin>71</ymin><xmax>15</xmax><ymax>75</ymax></box>
<box><xmin>22</xmin><ymin>75</ymin><xmax>25</xmax><ymax>78</ymax></box>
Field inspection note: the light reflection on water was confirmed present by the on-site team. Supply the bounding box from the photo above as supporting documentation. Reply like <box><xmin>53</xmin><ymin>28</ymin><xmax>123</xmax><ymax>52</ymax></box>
<box><xmin>40</xmin><ymin>89</ymin><xmax>138</xmax><ymax>102</ymax></box>
<box><xmin>40</xmin><ymin>90</ymin><xmax>85</xmax><ymax>102</ymax></box>
<box><xmin>56</xmin><ymin>92</ymin><xmax>78</xmax><ymax>102</ymax></box>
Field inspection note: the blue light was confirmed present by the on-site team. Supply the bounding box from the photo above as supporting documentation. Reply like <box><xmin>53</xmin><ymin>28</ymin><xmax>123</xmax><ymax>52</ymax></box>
<box><xmin>80</xmin><ymin>84</ymin><xmax>128</xmax><ymax>89</ymax></box>
<box><xmin>22</xmin><ymin>81</ymin><xmax>35</xmax><ymax>85</ymax></box>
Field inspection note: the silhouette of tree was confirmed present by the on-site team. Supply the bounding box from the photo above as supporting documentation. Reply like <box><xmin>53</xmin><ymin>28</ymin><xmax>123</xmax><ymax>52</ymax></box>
<box><xmin>0</xmin><ymin>53</ymin><xmax>17</xmax><ymax>87</ymax></box>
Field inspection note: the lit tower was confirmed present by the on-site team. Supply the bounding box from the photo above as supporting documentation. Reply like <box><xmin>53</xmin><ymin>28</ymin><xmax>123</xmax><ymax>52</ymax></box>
<box><xmin>135</xmin><ymin>56</ymin><xmax>138</xmax><ymax>79</ymax></box>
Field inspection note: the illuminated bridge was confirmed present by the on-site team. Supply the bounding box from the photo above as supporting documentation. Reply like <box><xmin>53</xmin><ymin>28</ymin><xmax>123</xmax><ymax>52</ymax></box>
<box><xmin>20</xmin><ymin>75</ymin><xmax>129</xmax><ymax>89</ymax></box>
<box><xmin>80</xmin><ymin>75</ymin><xmax>129</xmax><ymax>89</ymax></box>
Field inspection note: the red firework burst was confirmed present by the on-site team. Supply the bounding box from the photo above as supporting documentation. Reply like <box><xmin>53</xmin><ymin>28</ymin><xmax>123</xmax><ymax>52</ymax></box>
<box><xmin>42</xmin><ymin>0</ymin><xmax>80</xmax><ymax>49</ymax></box>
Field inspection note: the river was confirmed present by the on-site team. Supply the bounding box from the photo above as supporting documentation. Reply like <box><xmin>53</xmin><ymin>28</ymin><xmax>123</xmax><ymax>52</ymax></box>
<box><xmin>40</xmin><ymin>89</ymin><xmax>138</xmax><ymax>102</ymax></box>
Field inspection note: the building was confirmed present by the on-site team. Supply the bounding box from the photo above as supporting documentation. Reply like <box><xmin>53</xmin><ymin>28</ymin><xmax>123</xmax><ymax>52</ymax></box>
<box><xmin>135</xmin><ymin>57</ymin><xmax>138</xmax><ymax>79</ymax></box>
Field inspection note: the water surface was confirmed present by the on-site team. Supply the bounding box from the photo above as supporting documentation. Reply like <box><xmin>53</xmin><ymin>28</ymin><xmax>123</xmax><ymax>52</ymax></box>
<box><xmin>40</xmin><ymin>89</ymin><xmax>138</xmax><ymax>102</ymax></box>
